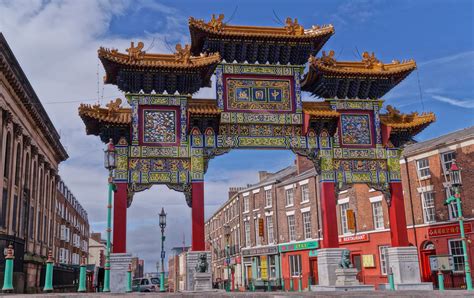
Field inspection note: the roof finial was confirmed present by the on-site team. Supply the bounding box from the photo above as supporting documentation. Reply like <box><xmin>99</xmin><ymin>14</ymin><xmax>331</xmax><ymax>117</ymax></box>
<box><xmin>285</xmin><ymin>17</ymin><xmax>304</xmax><ymax>35</ymax></box>
<box><xmin>208</xmin><ymin>14</ymin><xmax>225</xmax><ymax>31</ymax></box>
<box><xmin>126</xmin><ymin>41</ymin><xmax>145</xmax><ymax>61</ymax></box>
<box><xmin>174</xmin><ymin>44</ymin><xmax>192</xmax><ymax>64</ymax></box>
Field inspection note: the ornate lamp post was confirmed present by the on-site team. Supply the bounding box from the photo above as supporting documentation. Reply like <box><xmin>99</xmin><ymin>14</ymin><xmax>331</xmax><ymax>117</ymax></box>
<box><xmin>224</xmin><ymin>224</ymin><xmax>231</xmax><ymax>292</ymax></box>
<box><xmin>159</xmin><ymin>207</ymin><xmax>167</xmax><ymax>292</ymax></box>
<box><xmin>446</xmin><ymin>160</ymin><xmax>473</xmax><ymax>291</ymax></box>
<box><xmin>103</xmin><ymin>139</ymin><xmax>116</xmax><ymax>292</ymax></box>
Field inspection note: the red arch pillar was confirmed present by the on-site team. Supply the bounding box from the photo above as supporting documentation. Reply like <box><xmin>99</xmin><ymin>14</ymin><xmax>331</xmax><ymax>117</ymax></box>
<box><xmin>389</xmin><ymin>182</ymin><xmax>409</xmax><ymax>247</ymax></box>
<box><xmin>113</xmin><ymin>183</ymin><xmax>128</xmax><ymax>253</ymax></box>
<box><xmin>320</xmin><ymin>181</ymin><xmax>339</xmax><ymax>248</ymax></box>
<box><xmin>192</xmin><ymin>181</ymin><xmax>205</xmax><ymax>251</ymax></box>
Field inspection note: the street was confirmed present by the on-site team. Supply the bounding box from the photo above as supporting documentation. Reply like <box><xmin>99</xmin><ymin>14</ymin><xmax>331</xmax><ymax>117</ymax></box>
<box><xmin>7</xmin><ymin>290</ymin><xmax>474</xmax><ymax>298</ymax></box>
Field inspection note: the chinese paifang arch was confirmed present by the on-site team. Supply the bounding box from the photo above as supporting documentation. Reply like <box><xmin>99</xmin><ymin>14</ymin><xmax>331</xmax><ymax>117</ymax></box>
<box><xmin>78</xmin><ymin>14</ymin><xmax>435</xmax><ymax>253</ymax></box>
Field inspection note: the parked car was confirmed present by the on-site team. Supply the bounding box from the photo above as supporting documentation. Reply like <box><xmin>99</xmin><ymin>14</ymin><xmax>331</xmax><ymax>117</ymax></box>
<box><xmin>132</xmin><ymin>277</ymin><xmax>160</xmax><ymax>292</ymax></box>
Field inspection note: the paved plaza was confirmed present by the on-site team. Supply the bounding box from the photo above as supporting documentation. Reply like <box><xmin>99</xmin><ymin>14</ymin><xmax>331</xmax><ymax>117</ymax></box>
<box><xmin>7</xmin><ymin>291</ymin><xmax>474</xmax><ymax>298</ymax></box>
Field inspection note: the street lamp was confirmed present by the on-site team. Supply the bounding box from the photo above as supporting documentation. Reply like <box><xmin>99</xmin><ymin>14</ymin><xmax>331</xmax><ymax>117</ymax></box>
<box><xmin>103</xmin><ymin>138</ymin><xmax>116</xmax><ymax>292</ymax></box>
<box><xmin>224</xmin><ymin>224</ymin><xmax>231</xmax><ymax>292</ymax></box>
<box><xmin>159</xmin><ymin>207</ymin><xmax>167</xmax><ymax>292</ymax></box>
<box><xmin>446</xmin><ymin>160</ymin><xmax>472</xmax><ymax>291</ymax></box>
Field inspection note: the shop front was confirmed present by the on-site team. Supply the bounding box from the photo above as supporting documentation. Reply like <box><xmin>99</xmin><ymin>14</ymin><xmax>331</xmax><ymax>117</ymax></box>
<box><xmin>413</xmin><ymin>221</ymin><xmax>474</xmax><ymax>289</ymax></box>
<box><xmin>241</xmin><ymin>245</ymin><xmax>280</xmax><ymax>290</ymax></box>
<box><xmin>279</xmin><ymin>240</ymin><xmax>319</xmax><ymax>291</ymax></box>
<box><xmin>223</xmin><ymin>256</ymin><xmax>242</xmax><ymax>290</ymax></box>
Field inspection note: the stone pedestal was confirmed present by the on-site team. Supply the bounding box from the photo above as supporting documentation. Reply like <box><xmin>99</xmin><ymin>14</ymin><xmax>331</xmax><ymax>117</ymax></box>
<box><xmin>194</xmin><ymin>272</ymin><xmax>212</xmax><ymax>291</ymax></box>
<box><xmin>335</xmin><ymin>268</ymin><xmax>359</xmax><ymax>286</ymax></box>
<box><xmin>311</xmin><ymin>249</ymin><xmax>374</xmax><ymax>292</ymax></box>
<box><xmin>316</xmin><ymin>248</ymin><xmax>346</xmax><ymax>286</ymax></box>
<box><xmin>380</xmin><ymin>247</ymin><xmax>432</xmax><ymax>290</ymax></box>
<box><xmin>110</xmin><ymin>253</ymin><xmax>132</xmax><ymax>293</ymax></box>
<box><xmin>185</xmin><ymin>251</ymin><xmax>211</xmax><ymax>291</ymax></box>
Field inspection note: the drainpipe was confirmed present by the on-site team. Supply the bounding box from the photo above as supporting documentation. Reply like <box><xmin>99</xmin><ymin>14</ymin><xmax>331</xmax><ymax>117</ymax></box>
<box><xmin>315</xmin><ymin>174</ymin><xmax>321</xmax><ymax>241</ymax></box>
<box><xmin>273</xmin><ymin>180</ymin><xmax>280</xmax><ymax>287</ymax></box>
<box><xmin>404</xmin><ymin>156</ymin><xmax>419</xmax><ymax>249</ymax></box>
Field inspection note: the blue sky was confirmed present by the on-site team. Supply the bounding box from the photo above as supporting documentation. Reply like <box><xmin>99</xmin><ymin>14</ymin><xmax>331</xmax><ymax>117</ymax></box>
<box><xmin>0</xmin><ymin>0</ymin><xmax>472</xmax><ymax>272</ymax></box>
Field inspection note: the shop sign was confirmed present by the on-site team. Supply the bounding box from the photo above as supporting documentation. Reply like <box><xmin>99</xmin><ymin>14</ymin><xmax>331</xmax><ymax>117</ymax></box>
<box><xmin>362</xmin><ymin>254</ymin><xmax>375</xmax><ymax>268</ymax></box>
<box><xmin>429</xmin><ymin>255</ymin><xmax>454</xmax><ymax>271</ymax></box>
<box><xmin>235</xmin><ymin>256</ymin><xmax>241</xmax><ymax>264</ymax></box>
<box><xmin>339</xmin><ymin>234</ymin><xmax>369</xmax><ymax>244</ymax></box>
<box><xmin>223</xmin><ymin>257</ymin><xmax>232</xmax><ymax>266</ymax></box>
<box><xmin>308</xmin><ymin>250</ymin><xmax>318</xmax><ymax>257</ymax></box>
<box><xmin>242</xmin><ymin>245</ymin><xmax>278</xmax><ymax>256</ymax></box>
<box><xmin>243</xmin><ymin>257</ymin><xmax>252</xmax><ymax>263</ymax></box>
<box><xmin>428</xmin><ymin>223</ymin><xmax>472</xmax><ymax>237</ymax></box>
<box><xmin>279</xmin><ymin>240</ymin><xmax>319</xmax><ymax>252</ymax></box>
<box><xmin>260</xmin><ymin>255</ymin><xmax>268</xmax><ymax>280</ymax></box>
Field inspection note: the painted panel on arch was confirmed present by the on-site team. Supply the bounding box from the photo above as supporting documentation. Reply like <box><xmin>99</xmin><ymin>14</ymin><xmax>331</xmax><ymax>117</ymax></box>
<box><xmin>340</xmin><ymin>113</ymin><xmax>373</xmax><ymax>147</ymax></box>
<box><xmin>139</xmin><ymin>106</ymin><xmax>180</xmax><ymax>146</ymax></box>
<box><xmin>225</xmin><ymin>76</ymin><xmax>294</xmax><ymax>113</ymax></box>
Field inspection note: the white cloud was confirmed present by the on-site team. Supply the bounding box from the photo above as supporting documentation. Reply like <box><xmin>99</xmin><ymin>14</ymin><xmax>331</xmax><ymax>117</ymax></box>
<box><xmin>0</xmin><ymin>0</ymin><xmax>194</xmax><ymax>272</ymax></box>
<box><xmin>431</xmin><ymin>95</ymin><xmax>474</xmax><ymax>109</ymax></box>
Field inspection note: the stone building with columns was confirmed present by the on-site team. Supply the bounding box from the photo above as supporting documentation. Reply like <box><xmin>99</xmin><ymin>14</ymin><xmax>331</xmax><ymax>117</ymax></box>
<box><xmin>0</xmin><ymin>33</ymin><xmax>68</xmax><ymax>292</ymax></box>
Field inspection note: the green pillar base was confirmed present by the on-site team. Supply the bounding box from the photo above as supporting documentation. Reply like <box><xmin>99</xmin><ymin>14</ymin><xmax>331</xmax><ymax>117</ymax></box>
<box><xmin>43</xmin><ymin>262</ymin><xmax>54</xmax><ymax>292</ymax></box>
<box><xmin>2</xmin><ymin>258</ymin><xmax>14</xmax><ymax>292</ymax></box>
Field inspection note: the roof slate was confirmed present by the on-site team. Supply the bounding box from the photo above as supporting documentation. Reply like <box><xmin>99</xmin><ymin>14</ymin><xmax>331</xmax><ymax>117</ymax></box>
<box><xmin>403</xmin><ymin>126</ymin><xmax>474</xmax><ymax>156</ymax></box>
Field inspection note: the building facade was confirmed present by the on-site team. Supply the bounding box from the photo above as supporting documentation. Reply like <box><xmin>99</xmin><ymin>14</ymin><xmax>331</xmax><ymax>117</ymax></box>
<box><xmin>54</xmin><ymin>180</ymin><xmax>89</xmax><ymax>266</ymax></box>
<box><xmin>401</xmin><ymin>126</ymin><xmax>474</xmax><ymax>287</ymax></box>
<box><xmin>205</xmin><ymin>126</ymin><xmax>474</xmax><ymax>290</ymax></box>
<box><xmin>88</xmin><ymin>232</ymin><xmax>106</xmax><ymax>268</ymax></box>
<box><xmin>0</xmin><ymin>33</ymin><xmax>68</xmax><ymax>292</ymax></box>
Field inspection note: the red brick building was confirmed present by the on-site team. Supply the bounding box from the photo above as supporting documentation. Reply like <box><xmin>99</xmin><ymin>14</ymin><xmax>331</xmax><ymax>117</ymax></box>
<box><xmin>55</xmin><ymin>179</ymin><xmax>89</xmax><ymax>266</ymax></box>
<box><xmin>205</xmin><ymin>126</ymin><xmax>474</xmax><ymax>290</ymax></box>
<box><xmin>400</xmin><ymin>126</ymin><xmax>474</xmax><ymax>287</ymax></box>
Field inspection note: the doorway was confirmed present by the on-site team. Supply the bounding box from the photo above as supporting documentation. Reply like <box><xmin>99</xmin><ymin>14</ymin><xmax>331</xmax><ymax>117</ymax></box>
<box><xmin>309</xmin><ymin>258</ymin><xmax>318</xmax><ymax>285</ymax></box>
<box><xmin>420</xmin><ymin>241</ymin><xmax>436</xmax><ymax>282</ymax></box>
<box><xmin>352</xmin><ymin>254</ymin><xmax>363</xmax><ymax>282</ymax></box>
<box><xmin>246</xmin><ymin>265</ymin><xmax>252</xmax><ymax>289</ymax></box>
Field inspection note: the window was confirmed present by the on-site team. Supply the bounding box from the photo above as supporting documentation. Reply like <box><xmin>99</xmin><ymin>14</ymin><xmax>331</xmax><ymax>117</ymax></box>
<box><xmin>24</xmin><ymin>154</ymin><xmax>30</xmax><ymax>187</ymax></box>
<box><xmin>43</xmin><ymin>215</ymin><xmax>47</xmax><ymax>242</ymax></box>
<box><xmin>285</xmin><ymin>189</ymin><xmax>294</xmax><ymax>206</ymax></box>
<box><xmin>244</xmin><ymin>221</ymin><xmax>251</xmax><ymax>247</ymax></box>
<box><xmin>379</xmin><ymin>245</ymin><xmax>389</xmax><ymax>275</ymax></box>
<box><xmin>268</xmin><ymin>255</ymin><xmax>277</xmax><ymax>279</ymax></box>
<box><xmin>441</xmin><ymin>151</ymin><xmax>456</xmax><ymax>174</ymax></box>
<box><xmin>0</xmin><ymin>188</ymin><xmax>7</xmax><ymax>227</ymax></box>
<box><xmin>449</xmin><ymin>239</ymin><xmax>465</xmax><ymax>272</ymax></box>
<box><xmin>3</xmin><ymin>133</ymin><xmax>11</xmax><ymax>178</ymax></box>
<box><xmin>37</xmin><ymin>211</ymin><xmax>41</xmax><ymax>241</ymax></box>
<box><xmin>266</xmin><ymin>216</ymin><xmax>274</xmax><ymax>244</ymax></box>
<box><xmin>12</xmin><ymin>195</ymin><xmax>18</xmax><ymax>232</ymax></box>
<box><xmin>289</xmin><ymin>254</ymin><xmax>302</xmax><ymax>277</ymax></box>
<box><xmin>29</xmin><ymin>207</ymin><xmax>34</xmax><ymax>239</ymax></box>
<box><xmin>301</xmin><ymin>184</ymin><xmax>310</xmax><ymax>203</ymax></box>
<box><xmin>14</xmin><ymin>143</ymin><xmax>21</xmax><ymax>186</ymax></box>
<box><xmin>256</xmin><ymin>257</ymin><xmax>262</xmax><ymax>279</ymax></box>
<box><xmin>302</xmin><ymin>211</ymin><xmax>312</xmax><ymax>239</ymax></box>
<box><xmin>254</xmin><ymin>218</ymin><xmax>260</xmax><ymax>246</ymax></box>
<box><xmin>340</xmin><ymin>203</ymin><xmax>350</xmax><ymax>234</ymax></box>
<box><xmin>416</xmin><ymin>158</ymin><xmax>430</xmax><ymax>179</ymax></box>
<box><xmin>372</xmin><ymin>201</ymin><xmax>384</xmax><ymax>229</ymax></box>
<box><xmin>243</xmin><ymin>196</ymin><xmax>249</xmax><ymax>212</ymax></box>
<box><xmin>287</xmin><ymin>215</ymin><xmax>296</xmax><ymax>241</ymax></box>
<box><xmin>421</xmin><ymin>191</ymin><xmax>436</xmax><ymax>223</ymax></box>
<box><xmin>446</xmin><ymin>187</ymin><xmax>459</xmax><ymax>220</ymax></box>
<box><xmin>265</xmin><ymin>190</ymin><xmax>272</xmax><ymax>207</ymax></box>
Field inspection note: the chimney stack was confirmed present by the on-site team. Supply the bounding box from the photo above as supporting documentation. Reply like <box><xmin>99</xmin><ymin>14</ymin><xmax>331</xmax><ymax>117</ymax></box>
<box><xmin>259</xmin><ymin>171</ymin><xmax>269</xmax><ymax>181</ymax></box>
<box><xmin>296</xmin><ymin>155</ymin><xmax>314</xmax><ymax>174</ymax></box>
<box><xmin>228</xmin><ymin>187</ymin><xmax>245</xmax><ymax>199</ymax></box>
